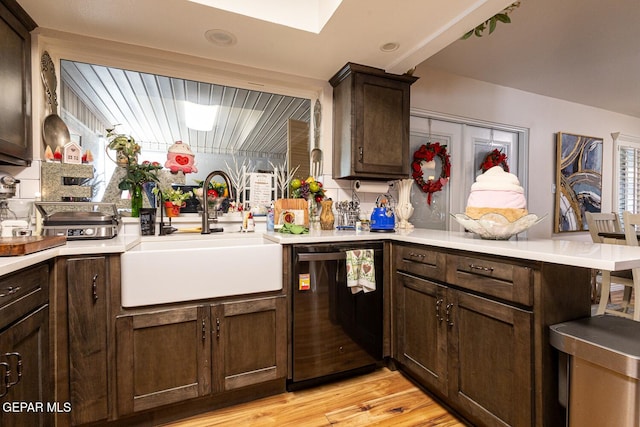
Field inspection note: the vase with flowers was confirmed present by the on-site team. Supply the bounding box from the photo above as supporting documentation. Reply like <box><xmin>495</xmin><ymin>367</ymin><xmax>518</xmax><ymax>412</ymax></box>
<box><xmin>106</xmin><ymin>128</ymin><xmax>163</xmax><ymax>217</ymax></box>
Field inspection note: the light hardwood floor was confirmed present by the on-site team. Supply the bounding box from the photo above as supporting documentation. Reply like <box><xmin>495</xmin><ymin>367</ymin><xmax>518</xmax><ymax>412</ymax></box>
<box><xmin>162</xmin><ymin>368</ymin><xmax>464</xmax><ymax>426</ymax></box>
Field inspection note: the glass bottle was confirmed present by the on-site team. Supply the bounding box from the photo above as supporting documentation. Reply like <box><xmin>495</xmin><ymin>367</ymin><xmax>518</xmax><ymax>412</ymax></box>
<box><xmin>131</xmin><ymin>184</ymin><xmax>143</xmax><ymax>217</ymax></box>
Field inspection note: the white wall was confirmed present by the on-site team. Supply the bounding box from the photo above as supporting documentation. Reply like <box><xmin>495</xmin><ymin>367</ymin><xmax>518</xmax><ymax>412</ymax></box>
<box><xmin>411</xmin><ymin>64</ymin><xmax>640</xmax><ymax>240</ymax></box>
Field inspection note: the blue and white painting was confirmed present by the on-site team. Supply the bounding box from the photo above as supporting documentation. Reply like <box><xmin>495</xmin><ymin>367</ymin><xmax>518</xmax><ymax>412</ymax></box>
<box><xmin>555</xmin><ymin>132</ymin><xmax>603</xmax><ymax>233</ymax></box>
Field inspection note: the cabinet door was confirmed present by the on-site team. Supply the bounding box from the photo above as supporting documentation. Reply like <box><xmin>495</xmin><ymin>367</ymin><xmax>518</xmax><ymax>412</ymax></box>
<box><xmin>447</xmin><ymin>290</ymin><xmax>533</xmax><ymax>427</ymax></box>
<box><xmin>0</xmin><ymin>305</ymin><xmax>51</xmax><ymax>427</ymax></box>
<box><xmin>67</xmin><ymin>256</ymin><xmax>108</xmax><ymax>425</ymax></box>
<box><xmin>116</xmin><ymin>306</ymin><xmax>211</xmax><ymax>415</ymax></box>
<box><xmin>394</xmin><ymin>272</ymin><xmax>447</xmax><ymax>393</ymax></box>
<box><xmin>211</xmin><ymin>296</ymin><xmax>286</xmax><ymax>392</ymax></box>
<box><xmin>354</xmin><ymin>72</ymin><xmax>410</xmax><ymax>178</ymax></box>
<box><xmin>0</xmin><ymin>1</ymin><xmax>34</xmax><ymax>165</ymax></box>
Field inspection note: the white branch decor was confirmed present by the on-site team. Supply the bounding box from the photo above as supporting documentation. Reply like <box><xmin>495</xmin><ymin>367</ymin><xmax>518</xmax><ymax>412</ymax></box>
<box><xmin>225</xmin><ymin>156</ymin><xmax>254</xmax><ymax>205</ymax></box>
<box><xmin>270</xmin><ymin>160</ymin><xmax>299</xmax><ymax>199</ymax></box>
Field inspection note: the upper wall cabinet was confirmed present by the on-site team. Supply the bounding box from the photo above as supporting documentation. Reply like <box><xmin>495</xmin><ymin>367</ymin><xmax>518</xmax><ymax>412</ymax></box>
<box><xmin>330</xmin><ymin>63</ymin><xmax>418</xmax><ymax>180</ymax></box>
<box><xmin>0</xmin><ymin>0</ymin><xmax>36</xmax><ymax>166</ymax></box>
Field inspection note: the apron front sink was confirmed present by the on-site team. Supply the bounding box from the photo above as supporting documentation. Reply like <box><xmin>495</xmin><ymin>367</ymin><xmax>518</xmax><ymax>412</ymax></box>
<box><xmin>121</xmin><ymin>236</ymin><xmax>282</xmax><ymax>307</ymax></box>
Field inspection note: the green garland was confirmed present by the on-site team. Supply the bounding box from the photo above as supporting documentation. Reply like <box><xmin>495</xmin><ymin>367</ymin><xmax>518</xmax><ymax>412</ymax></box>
<box><xmin>462</xmin><ymin>2</ymin><xmax>521</xmax><ymax>39</ymax></box>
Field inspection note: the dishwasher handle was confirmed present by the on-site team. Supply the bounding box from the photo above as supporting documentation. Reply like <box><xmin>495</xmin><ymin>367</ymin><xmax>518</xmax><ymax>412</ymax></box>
<box><xmin>297</xmin><ymin>247</ymin><xmax>382</xmax><ymax>262</ymax></box>
<box><xmin>297</xmin><ymin>252</ymin><xmax>346</xmax><ymax>262</ymax></box>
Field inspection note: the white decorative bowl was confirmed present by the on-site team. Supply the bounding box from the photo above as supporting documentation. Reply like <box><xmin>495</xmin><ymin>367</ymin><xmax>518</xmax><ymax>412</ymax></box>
<box><xmin>451</xmin><ymin>213</ymin><xmax>547</xmax><ymax>240</ymax></box>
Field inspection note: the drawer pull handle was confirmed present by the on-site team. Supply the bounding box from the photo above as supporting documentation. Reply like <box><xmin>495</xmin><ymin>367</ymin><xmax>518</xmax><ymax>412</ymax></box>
<box><xmin>92</xmin><ymin>274</ymin><xmax>99</xmax><ymax>303</ymax></box>
<box><xmin>4</xmin><ymin>353</ymin><xmax>21</xmax><ymax>388</ymax></box>
<box><xmin>469</xmin><ymin>264</ymin><xmax>494</xmax><ymax>273</ymax></box>
<box><xmin>216</xmin><ymin>317</ymin><xmax>221</xmax><ymax>340</ymax></box>
<box><xmin>202</xmin><ymin>319</ymin><xmax>206</xmax><ymax>342</ymax></box>
<box><xmin>445</xmin><ymin>303</ymin><xmax>454</xmax><ymax>327</ymax></box>
<box><xmin>0</xmin><ymin>286</ymin><xmax>21</xmax><ymax>297</ymax></box>
<box><xmin>408</xmin><ymin>252</ymin><xmax>426</xmax><ymax>259</ymax></box>
<box><xmin>358</xmin><ymin>146</ymin><xmax>364</xmax><ymax>162</ymax></box>
<box><xmin>435</xmin><ymin>299</ymin><xmax>444</xmax><ymax>322</ymax></box>
<box><xmin>0</xmin><ymin>362</ymin><xmax>9</xmax><ymax>398</ymax></box>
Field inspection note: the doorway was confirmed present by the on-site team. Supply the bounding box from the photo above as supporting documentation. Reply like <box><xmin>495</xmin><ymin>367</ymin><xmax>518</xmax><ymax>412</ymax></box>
<box><xmin>409</xmin><ymin>112</ymin><xmax>529</xmax><ymax>230</ymax></box>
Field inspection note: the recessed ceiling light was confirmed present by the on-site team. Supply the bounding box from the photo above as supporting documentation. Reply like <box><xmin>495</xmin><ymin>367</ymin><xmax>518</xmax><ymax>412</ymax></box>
<box><xmin>205</xmin><ymin>29</ymin><xmax>238</xmax><ymax>47</ymax></box>
<box><xmin>380</xmin><ymin>42</ymin><xmax>400</xmax><ymax>52</ymax></box>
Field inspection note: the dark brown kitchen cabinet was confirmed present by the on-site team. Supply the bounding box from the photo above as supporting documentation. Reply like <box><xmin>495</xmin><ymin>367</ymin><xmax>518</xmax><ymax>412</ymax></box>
<box><xmin>66</xmin><ymin>256</ymin><xmax>109</xmax><ymax>425</ymax></box>
<box><xmin>394</xmin><ymin>271</ymin><xmax>533</xmax><ymax>426</ymax></box>
<box><xmin>393</xmin><ymin>243</ymin><xmax>592</xmax><ymax>427</ymax></box>
<box><xmin>394</xmin><ymin>273</ymin><xmax>447</xmax><ymax>391</ymax></box>
<box><xmin>0</xmin><ymin>0</ymin><xmax>36</xmax><ymax>165</ymax></box>
<box><xmin>115</xmin><ymin>295</ymin><xmax>287</xmax><ymax>417</ymax></box>
<box><xmin>0</xmin><ymin>262</ymin><xmax>51</xmax><ymax>427</ymax></box>
<box><xmin>211</xmin><ymin>296</ymin><xmax>287</xmax><ymax>392</ymax></box>
<box><xmin>116</xmin><ymin>305</ymin><xmax>211</xmax><ymax>415</ymax></box>
<box><xmin>330</xmin><ymin>63</ymin><xmax>418</xmax><ymax>180</ymax></box>
<box><xmin>52</xmin><ymin>255</ymin><xmax>117</xmax><ymax>426</ymax></box>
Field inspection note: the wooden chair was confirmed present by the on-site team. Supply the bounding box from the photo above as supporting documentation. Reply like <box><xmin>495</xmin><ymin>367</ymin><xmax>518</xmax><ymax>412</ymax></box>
<box><xmin>595</xmin><ymin>212</ymin><xmax>640</xmax><ymax>320</ymax></box>
<box><xmin>585</xmin><ymin>211</ymin><xmax>621</xmax><ymax>243</ymax></box>
<box><xmin>586</xmin><ymin>212</ymin><xmax>627</xmax><ymax>303</ymax></box>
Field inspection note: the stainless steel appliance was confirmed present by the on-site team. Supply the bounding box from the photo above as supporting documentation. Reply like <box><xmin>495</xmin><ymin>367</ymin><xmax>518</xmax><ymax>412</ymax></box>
<box><xmin>289</xmin><ymin>242</ymin><xmax>384</xmax><ymax>390</ymax></box>
<box><xmin>35</xmin><ymin>202</ymin><xmax>120</xmax><ymax>240</ymax></box>
<box><xmin>0</xmin><ymin>171</ymin><xmax>20</xmax><ymax>222</ymax></box>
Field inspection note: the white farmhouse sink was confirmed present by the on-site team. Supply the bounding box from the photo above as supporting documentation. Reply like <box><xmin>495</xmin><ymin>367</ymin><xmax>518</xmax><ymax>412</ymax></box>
<box><xmin>121</xmin><ymin>236</ymin><xmax>282</xmax><ymax>307</ymax></box>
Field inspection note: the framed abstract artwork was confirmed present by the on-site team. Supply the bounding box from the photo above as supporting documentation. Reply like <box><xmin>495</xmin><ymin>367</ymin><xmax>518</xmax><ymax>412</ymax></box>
<box><xmin>554</xmin><ymin>132</ymin><xmax>603</xmax><ymax>233</ymax></box>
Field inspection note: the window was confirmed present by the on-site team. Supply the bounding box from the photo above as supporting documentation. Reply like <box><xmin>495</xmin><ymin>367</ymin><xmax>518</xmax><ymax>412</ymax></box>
<box><xmin>614</xmin><ymin>133</ymin><xmax>640</xmax><ymax>219</ymax></box>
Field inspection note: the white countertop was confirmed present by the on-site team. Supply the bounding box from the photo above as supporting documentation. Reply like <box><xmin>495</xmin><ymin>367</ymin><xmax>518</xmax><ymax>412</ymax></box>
<box><xmin>1</xmin><ymin>227</ymin><xmax>640</xmax><ymax>276</ymax></box>
<box><xmin>264</xmin><ymin>228</ymin><xmax>640</xmax><ymax>272</ymax></box>
<box><xmin>0</xmin><ymin>234</ymin><xmax>139</xmax><ymax>276</ymax></box>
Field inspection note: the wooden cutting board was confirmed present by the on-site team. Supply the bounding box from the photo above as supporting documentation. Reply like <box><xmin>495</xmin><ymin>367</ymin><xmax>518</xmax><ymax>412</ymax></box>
<box><xmin>274</xmin><ymin>198</ymin><xmax>309</xmax><ymax>227</ymax></box>
<box><xmin>0</xmin><ymin>236</ymin><xmax>67</xmax><ymax>256</ymax></box>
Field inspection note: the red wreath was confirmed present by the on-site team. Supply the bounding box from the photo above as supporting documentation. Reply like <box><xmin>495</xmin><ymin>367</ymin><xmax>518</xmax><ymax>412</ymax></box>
<box><xmin>411</xmin><ymin>142</ymin><xmax>451</xmax><ymax>205</ymax></box>
<box><xmin>480</xmin><ymin>149</ymin><xmax>509</xmax><ymax>173</ymax></box>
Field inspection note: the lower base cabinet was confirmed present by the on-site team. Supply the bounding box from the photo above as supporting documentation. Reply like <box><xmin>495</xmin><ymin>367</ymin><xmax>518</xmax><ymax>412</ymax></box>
<box><xmin>0</xmin><ymin>262</ymin><xmax>51</xmax><ymax>427</ymax></box>
<box><xmin>52</xmin><ymin>255</ymin><xmax>112</xmax><ymax>426</ymax></box>
<box><xmin>212</xmin><ymin>297</ymin><xmax>287</xmax><ymax>392</ymax></box>
<box><xmin>390</xmin><ymin>242</ymin><xmax>592</xmax><ymax>427</ymax></box>
<box><xmin>395</xmin><ymin>272</ymin><xmax>533</xmax><ymax>426</ymax></box>
<box><xmin>116</xmin><ymin>305</ymin><xmax>211</xmax><ymax>414</ymax></box>
<box><xmin>0</xmin><ymin>305</ymin><xmax>50</xmax><ymax>427</ymax></box>
<box><xmin>116</xmin><ymin>295</ymin><xmax>286</xmax><ymax>416</ymax></box>
<box><xmin>66</xmin><ymin>256</ymin><xmax>109</xmax><ymax>425</ymax></box>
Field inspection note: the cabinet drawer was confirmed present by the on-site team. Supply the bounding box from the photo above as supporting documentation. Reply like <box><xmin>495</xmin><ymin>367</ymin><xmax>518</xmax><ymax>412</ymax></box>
<box><xmin>395</xmin><ymin>244</ymin><xmax>446</xmax><ymax>282</ymax></box>
<box><xmin>0</xmin><ymin>263</ymin><xmax>49</xmax><ymax>328</ymax></box>
<box><xmin>445</xmin><ymin>254</ymin><xmax>532</xmax><ymax>306</ymax></box>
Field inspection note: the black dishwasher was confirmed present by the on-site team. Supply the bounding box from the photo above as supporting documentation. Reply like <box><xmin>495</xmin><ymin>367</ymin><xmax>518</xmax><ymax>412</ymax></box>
<box><xmin>288</xmin><ymin>242</ymin><xmax>383</xmax><ymax>390</ymax></box>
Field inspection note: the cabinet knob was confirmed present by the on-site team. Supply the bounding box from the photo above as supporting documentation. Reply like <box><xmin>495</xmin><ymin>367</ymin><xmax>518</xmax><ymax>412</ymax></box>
<box><xmin>4</xmin><ymin>353</ymin><xmax>21</xmax><ymax>388</ymax></box>
<box><xmin>92</xmin><ymin>273</ymin><xmax>99</xmax><ymax>303</ymax></box>
<box><xmin>0</xmin><ymin>353</ymin><xmax>20</xmax><ymax>398</ymax></box>
<box><xmin>0</xmin><ymin>286</ymin><xmax>21</xmax><ymax>298</ymax></box>
<box><xmin>469</xmin><ymin>264</ymin><xmax>494</xmax><ymax>273</ymax></box>
<box><xmin>435</xmin><ymin>298</ymin><xmax>444</xmax><ymax>322</ymax></box>
<box><xmin>0</xmin><ymin>362</ymin><xmax>9</xmax><ymax>398</ymax></box>
<box><xmin>445</xmin><ymin>303</ymin><xmax>454</xmax><ymax>327</ymax></box>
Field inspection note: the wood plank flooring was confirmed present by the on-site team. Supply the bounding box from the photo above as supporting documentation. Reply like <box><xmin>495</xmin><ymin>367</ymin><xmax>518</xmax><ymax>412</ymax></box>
<box><xmin>161</xmin><ymin>368</ymin><xmax>464</xmax><ymax>426</ymax></box>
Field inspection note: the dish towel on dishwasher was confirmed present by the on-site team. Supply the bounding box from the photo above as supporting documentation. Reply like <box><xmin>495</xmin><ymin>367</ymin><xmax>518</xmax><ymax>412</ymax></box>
<box><xmin>346</xmin><ymin>249</ymin><xmax>376</xmax><ymax>294</ymax></box>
